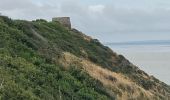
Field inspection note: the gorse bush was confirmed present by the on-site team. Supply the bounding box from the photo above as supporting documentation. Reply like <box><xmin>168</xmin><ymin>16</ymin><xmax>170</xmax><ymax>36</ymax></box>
<box><xmin>0</xmin><ymin>16</ymin><xmax>170</xmax><ymax>100</ymax></box>
<box><xmin>0</xmin><ymin>16</ymin><xmax>114</xmax><ymax>100</ymax></box>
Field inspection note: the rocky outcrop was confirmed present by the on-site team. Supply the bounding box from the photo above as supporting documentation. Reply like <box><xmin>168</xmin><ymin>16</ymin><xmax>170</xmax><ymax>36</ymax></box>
<box><xmin>52</xmin><ymin>17</ymin><xmax>71</xmax><ymax>29</ymax></box>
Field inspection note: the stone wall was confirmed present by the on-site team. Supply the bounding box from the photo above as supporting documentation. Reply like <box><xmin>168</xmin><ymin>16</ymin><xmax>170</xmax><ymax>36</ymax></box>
<box><xmin>52</xmin><ymin>17</ymin><xmax>71</xmax><ymax>29</ymax></box>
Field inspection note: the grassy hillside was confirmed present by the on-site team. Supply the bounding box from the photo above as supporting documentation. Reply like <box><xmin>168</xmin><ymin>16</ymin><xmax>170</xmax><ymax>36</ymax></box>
<box><xmin>0</xmin><ymin>16</ymin><xmax>170</xmax><ymax>100</ymax></box>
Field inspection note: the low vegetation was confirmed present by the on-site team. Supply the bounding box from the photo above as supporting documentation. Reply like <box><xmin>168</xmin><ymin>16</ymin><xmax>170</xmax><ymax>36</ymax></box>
<box><xmin>0</xmin><ymin>16</ymin><xmax>170</xmax><ymax>100</ymax></box>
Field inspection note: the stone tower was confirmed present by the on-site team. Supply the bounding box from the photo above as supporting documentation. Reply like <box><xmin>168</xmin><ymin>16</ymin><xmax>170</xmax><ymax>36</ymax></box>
<box><xmin>52</xmin><ymin>17</ymin><xmax>71</xmax><ymax>29</ymax></box>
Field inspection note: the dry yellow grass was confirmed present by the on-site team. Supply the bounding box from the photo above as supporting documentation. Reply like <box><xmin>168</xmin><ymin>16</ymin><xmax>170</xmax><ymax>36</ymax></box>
<box><xmin>59</xmin><ymin>52</ymin><xmax>159</xmax><ymax>100</ymax></box>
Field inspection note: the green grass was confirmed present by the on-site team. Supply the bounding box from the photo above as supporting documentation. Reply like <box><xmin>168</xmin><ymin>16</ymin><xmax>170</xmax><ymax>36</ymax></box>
<box><xmin>0</xmin><ymin>16</ymin><xmax>169</xmax><ymax>100</ymax></box>
<box><xmin>0</xmin><ymin>16</ymin><xmax>115</xmax><ymax>100</ymax></box>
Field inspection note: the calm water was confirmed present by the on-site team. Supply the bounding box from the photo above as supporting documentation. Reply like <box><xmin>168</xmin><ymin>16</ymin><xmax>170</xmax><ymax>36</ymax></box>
<box><xmin>106</xmin><ymin>43</ymin><xmax>170</xmax><ymax>85</ymax></box>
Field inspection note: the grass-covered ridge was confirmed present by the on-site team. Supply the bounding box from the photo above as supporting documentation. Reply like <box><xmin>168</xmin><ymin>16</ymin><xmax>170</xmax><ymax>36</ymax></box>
<box><xmin>0</xmin><ymin>16</ymin><xmax>170</xmax><ymax>100</ymax></box>
<box><xmin>0</xmin><ymin>16</ymin><xmax>114</xmax><ymax>100</ymax></box>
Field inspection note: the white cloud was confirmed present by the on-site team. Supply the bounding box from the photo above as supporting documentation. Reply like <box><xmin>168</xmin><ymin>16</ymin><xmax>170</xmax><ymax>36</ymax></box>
<box><xmin>1</xmin><ymin>0</ymin><xmax>170</xmax><ymax>42</ymax></box>
<box><xmin>88</xmin><ymin>5</ymin><xmax>105</xmax><ymax>13</ymax></box>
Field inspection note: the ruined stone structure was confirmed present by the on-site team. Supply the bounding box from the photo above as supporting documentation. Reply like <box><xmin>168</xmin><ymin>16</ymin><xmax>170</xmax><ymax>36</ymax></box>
<box><xmin>52</xmin><ymin>17</ymin><xmax>71</xmax><ymax>29</ymax></box>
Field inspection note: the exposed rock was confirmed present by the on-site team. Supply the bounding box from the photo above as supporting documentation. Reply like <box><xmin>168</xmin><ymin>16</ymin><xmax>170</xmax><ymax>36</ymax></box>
<box><xmin>52</xmin><ymin>17</ymin><xmax>71</xmax><ymax>29</ymax></box>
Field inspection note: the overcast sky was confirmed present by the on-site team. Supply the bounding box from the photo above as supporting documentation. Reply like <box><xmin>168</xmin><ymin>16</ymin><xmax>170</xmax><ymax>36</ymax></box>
<box><xmin>1</xmin><ymin>0</ymin><xmax>170</xmax><ymax>42</ymax></box>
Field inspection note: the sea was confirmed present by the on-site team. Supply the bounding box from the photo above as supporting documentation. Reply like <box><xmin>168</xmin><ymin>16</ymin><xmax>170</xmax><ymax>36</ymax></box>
<box><xmin>105</xmin><ymin>40</ymin><xmax>170</xmax><ymax>85</ymax></box>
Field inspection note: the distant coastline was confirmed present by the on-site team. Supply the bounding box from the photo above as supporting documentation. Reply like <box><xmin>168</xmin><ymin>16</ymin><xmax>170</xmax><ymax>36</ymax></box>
<box><xmin>104</xmin><ymin>39</ymin><xmax>170</xmax><ymax>46</ymax></box>
<box><xmin>105</xmin><ymin>39</ymin><xmax>170</xmax><ymax>84</ymax></box>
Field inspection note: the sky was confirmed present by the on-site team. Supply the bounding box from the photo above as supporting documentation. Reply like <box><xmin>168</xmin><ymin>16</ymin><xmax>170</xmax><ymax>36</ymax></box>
<box><xmin>1</xmin><ymin>0</ymin><xmax>170</xmax><ymax>42</ymax></box>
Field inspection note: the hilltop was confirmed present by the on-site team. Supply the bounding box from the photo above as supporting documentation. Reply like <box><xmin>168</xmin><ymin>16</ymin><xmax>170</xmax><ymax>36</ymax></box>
<box><xmin>0</xmin><ymin>16</ymin><xmax>170</xmax><ymax>100</ymax></box>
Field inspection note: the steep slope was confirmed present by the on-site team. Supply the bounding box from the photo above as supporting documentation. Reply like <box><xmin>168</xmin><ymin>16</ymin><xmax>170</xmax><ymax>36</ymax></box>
<box><xmin>0</xmin><ymin>16</ymin><xmax>170</xmax><ymax>100</ymax></box>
